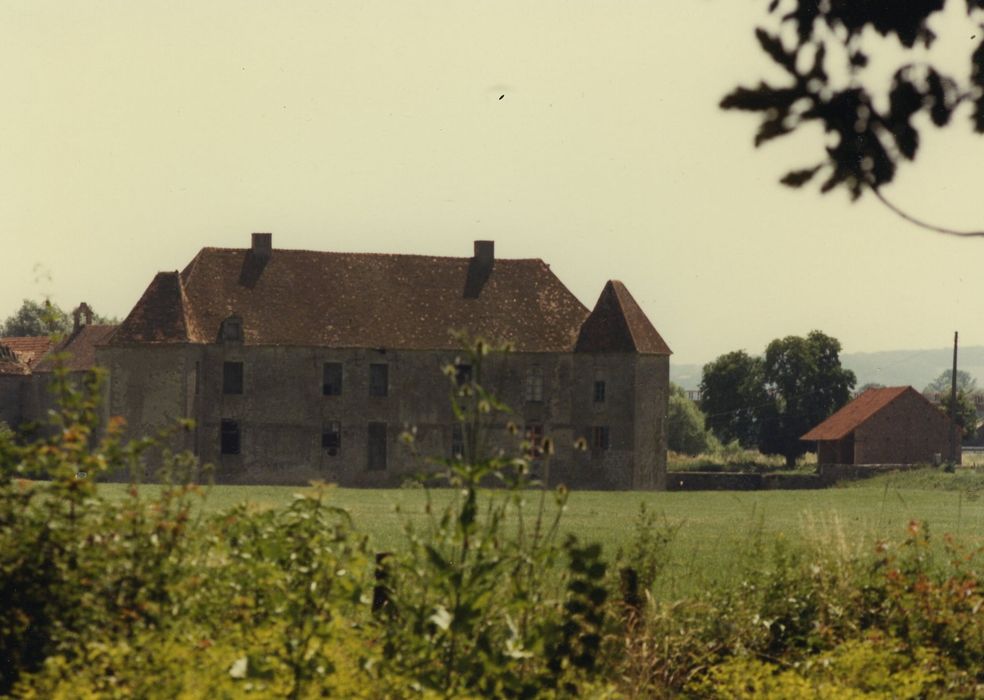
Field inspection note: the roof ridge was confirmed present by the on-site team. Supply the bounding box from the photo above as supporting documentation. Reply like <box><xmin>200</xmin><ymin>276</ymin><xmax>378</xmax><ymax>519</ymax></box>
<box><xmin>607</xmin><ymin>281</ymin><xmax>640</xmax><ymax>351</ymax></box>
<box><xmin>194</xmin><ymin>246</ymin><xmax>545</xmax><ymax>263</ymax></box>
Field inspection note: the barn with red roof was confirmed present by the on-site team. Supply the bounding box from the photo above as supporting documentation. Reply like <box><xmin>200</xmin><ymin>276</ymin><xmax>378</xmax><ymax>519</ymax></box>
<box><xmin>801</xmin><ymin>386</ymin><xmax>960</xmax><ymax>465</ymax></box>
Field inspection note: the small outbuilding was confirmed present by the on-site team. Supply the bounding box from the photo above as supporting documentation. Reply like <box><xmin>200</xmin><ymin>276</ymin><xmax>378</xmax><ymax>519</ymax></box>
<box><xmin>801</xmin><ymin>386</ymin><xmax>960</xmax><ymax>465</ymax></box>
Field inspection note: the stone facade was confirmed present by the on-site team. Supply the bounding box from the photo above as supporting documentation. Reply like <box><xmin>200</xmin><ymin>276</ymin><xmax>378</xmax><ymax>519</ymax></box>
<box><xmin>94</xmin><ymin>234</ymin><xmax>672</xmax><ymax>489</ymax></box>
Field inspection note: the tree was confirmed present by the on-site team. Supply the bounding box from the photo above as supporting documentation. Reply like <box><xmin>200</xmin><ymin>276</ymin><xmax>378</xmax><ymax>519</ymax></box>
<box><xmin>722</xmin><ymin>1</ymin><xmax>984</xmax><ymax>236</ymax></box>
<box><xmin>924</xmin><ymin>369</ymin><xmax>978</xmax><ymax>395</ymax></box>
<box><xmin>943</xmin><ymin>390</ymin><xmax>980</xmax><ymax>440</ymax></box>
<box><xmin>667</xmin><ymin>384</ymin><xmax>717</xmax><ymax>456</ymax></box>
<box><xmin>760</xmin><ymin>331</ymin><xmax>857</xmax><ymax>467</ymax></box>
<box><xmin>699</xmin><ymin>350</ymin><xmax>769</xmax><ymax>447</ymax></box>
<box><xmin>0</xmin><ymin>300</ymin><xmax>69</xmax><ymax>337</ymax></box>
<box><xmin>0</xmin><ymin>299</ymin><xmax>116</xmax><ymax>337</ymax></box>
<box><xmin>857</xmin><ymin>382</ymin><xmax>885</xmax><ymax>394</ymax></box>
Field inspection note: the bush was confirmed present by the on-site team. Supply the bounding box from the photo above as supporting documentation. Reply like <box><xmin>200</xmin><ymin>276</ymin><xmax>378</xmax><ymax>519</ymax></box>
<box><xmin>667</xmin><ymin>384</ymin><xmax>718</xmax><ymax>456</ymax></box>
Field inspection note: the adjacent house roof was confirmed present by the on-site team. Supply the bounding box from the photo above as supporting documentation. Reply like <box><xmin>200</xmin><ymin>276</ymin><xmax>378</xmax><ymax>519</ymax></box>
<box><xmin>110</xmin><ymin>245</ymin><xmax>608</xmax><ymax>352</ymax></box>
<box><xmin>0</xmin><ymin>336</ymin><xmax>54</xmax><ymax>374</ymax></box>
<box><xmin>575</xmin><ymin>281</ymin><xmax>671</xmax><ymax>355</ymax></box>
<box><xmin>801</xmin><ymin>386</ymin><xmax>921</xmax><ymax>441</ymax></box>
<box><xmin>0</xmin><ymin>346</ymin><xmax>31</xmax><ymax>376</ymax></box>
<box><xmin>35</xmin><ymin>325</ymin><xmax>119</xmax><ymax>373</ymax></box>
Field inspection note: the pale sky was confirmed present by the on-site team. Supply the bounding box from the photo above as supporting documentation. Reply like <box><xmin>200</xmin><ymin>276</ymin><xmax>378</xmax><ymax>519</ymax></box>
<box><xmin>3</xmin><ymin>1</ymin><xmax>982</xmax><ymax>365</ymax></box>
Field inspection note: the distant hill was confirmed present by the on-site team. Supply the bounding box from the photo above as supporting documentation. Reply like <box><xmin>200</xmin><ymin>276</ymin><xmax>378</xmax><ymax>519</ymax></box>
<box><xmin>671</xmin><ymin>346</ymin><xmax>984</xmax><ymax>393</ymax></box>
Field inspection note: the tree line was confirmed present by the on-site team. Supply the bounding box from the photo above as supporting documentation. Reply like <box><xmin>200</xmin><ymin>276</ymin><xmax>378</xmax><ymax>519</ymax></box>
<box><xmin>669</xmin><ymin>331</ymin><xmax>982</xmax><ymax>463</ymax></box>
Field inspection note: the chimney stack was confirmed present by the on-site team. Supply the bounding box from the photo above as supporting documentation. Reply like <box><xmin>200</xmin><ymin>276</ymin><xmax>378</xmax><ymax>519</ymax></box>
<box><xmin>473</xmin><ymin>240</ymin><xmax>494</xmax><ymax>274</ymax></box>
<box><xmin>251</xmin><ymin>232</ymin><xmax>272</xmax><ymax>259</ymax></box>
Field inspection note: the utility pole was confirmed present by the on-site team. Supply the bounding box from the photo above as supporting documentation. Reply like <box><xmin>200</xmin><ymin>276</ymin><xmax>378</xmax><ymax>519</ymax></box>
<box><xmin>950</xmin><ymin>331</ymin><xmax>959</xmax><ymax>464</ymax></box>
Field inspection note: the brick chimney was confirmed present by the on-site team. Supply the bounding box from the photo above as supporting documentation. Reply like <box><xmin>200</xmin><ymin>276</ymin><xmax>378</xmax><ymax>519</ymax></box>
<box><xmin>473</xmin><ymin>240</ymin><xmax>494</xmax><ymax>275</ymax></box>
<box><xmin>464</xmin><ymin>240</ymin><xmax>495</xmax><ymax>298</ymax></box>
<box><xmin>251</xmin><ymin>232</ymin><xmax>272</xmax><ymax>259</ymax></box>
<box><xmin>72</xmin><ymin>302</ymin><xmax>93</xmax><ymax>332</ymax></box>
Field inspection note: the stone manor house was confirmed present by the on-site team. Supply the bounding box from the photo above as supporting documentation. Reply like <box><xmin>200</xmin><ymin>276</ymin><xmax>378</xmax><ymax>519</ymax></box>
<box><xmin>1</xmin><ymin>234</ymin><xmax>671</xmax><ymax>489</ymax></box>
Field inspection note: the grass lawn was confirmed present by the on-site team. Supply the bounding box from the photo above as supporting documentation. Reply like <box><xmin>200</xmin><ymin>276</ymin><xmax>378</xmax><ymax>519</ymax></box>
<box><xmin>96</xmin><ymin>466</ymin><xmax>984</xmax><ymax>596</ymax></box>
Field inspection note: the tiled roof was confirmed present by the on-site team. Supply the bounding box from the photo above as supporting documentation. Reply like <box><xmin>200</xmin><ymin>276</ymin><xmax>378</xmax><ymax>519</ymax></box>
<box><xmin>111</xmin><ymin>246</ymin><xmax>595</xmax><ymax>352</ymax></box>
<box><xmin>801</xmin><ymin>386</ymin><xmax>915</xmax><ymax>441</ymax></box>
<box><xmin>0</xmin><ymin>336</ymin><xmax>54</xmax><ymax>370</ymax></box>
<box><xmin>35</xmin><ymin>325</ymin><xmax>119</xmax><ymax>372</ymax></box>
<box><xmin>112</xmin><ymin>272</ymin><xmax>196</xmax><ymax>344</ymax></box>
<box><xmin>575</xmin><ymin>281</ymin><xmax>671</xmax><ymax>355</ymax></box>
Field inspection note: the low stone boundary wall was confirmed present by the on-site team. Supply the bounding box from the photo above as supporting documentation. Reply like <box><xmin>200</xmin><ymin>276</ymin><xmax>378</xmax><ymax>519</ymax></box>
<box><xmin>666</xmin><ymin>464</ymin><xmax>928</xmax><ymax>491</ymax></box>
<box><xmin>666</xmin><ymin>471</ymin><xmax>826</xmax><ymax>491</ymax></box>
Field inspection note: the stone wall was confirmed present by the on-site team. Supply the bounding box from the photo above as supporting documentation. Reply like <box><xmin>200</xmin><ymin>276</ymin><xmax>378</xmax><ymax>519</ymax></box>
<box><xmin>94</xmin><ymin>342</ymin><xmax>669</xmax><ymax>488</ymax></box>
<box><xmin>0</xmin><ymin>376</ymin><xmax>24</xmax><ymax>429</ymax></box>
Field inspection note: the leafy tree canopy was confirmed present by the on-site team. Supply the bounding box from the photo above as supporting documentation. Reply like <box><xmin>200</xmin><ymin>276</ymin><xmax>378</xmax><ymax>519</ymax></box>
<box><xmin>723</xmin><ymin>0</ymin><xmax>984</xmax><ymax>235</ymax></box>
<box><xmin>944</xmin><ymin>389</ymin><xmax>980</xmax><ymax>440</ymax></box>
<box><xmin>760</xmin><ymin>331</ymin><xmax>857</xmax><ymax>466</ymax></box>
<box><xmin>0</xmin><ymin>299</ymin><xmax>116</xmax><ymax>338</ymax></box>
<box><xmin>0</xmin><ymin>300</ymin><xmax>69</xmax><ymax>337</ymax></box>
<box><xmin>701</xmin><ymin>332</ymin><xmax>856</xmax><ymax>467</ymax></box>
<box><xmin>924</xmin><ymin>368</ymin><xmax>979</xmax><ymax>394</ymax></box>
<box><xmin>699</xmin><ymin>350</ymin><xmax>769</xmax><ymax>448</ymax></box>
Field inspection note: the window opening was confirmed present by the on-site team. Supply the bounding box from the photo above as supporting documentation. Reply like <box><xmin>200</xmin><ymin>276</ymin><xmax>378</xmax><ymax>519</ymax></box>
<box><xmin>369</xmin><ymin>364</ymin><xmax>389</xmax><ymax>397</ymax></box>
<box><xmin>323</xmin><ymin>362</ymin><xmax>343</xmax><ymax>396</ymax></box>
<box><xmin>322</xmin><ymin>421</ymin><xmax>341</xmax><ymax>456</ymax></box>
<box><xmin>368</xmin><ymin>422</ymin><xmax>387</xmax><ymax>470</ymax></box>
<box><xmin>220</xmin><ymin>419</ymin><xmax>240</xmax><ymax>455</ymax></box>
<box><xmin>223</xmin><ymin>361</ymin><xmax>244</xmax><ymax>395</ymax></box>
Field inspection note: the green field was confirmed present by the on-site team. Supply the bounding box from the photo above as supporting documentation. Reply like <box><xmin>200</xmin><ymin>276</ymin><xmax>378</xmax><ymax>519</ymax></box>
<box><xmin>97</xmin><ymin>467</ymin><xmax>984</xmax><ymax>596</ymax></box>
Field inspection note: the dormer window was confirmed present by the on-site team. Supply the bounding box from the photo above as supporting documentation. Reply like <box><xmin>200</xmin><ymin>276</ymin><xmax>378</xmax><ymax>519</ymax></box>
<box><xmin>220</xmin><ymin>315</ymin><xmax>243</xmax><ymax>343</ymax></box>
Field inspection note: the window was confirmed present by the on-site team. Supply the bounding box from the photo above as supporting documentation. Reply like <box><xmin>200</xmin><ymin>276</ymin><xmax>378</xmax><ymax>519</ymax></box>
<box><xmin>455</xmin><ymin>363</ymin><xmax>472</xmax><ymax>386</ymax></box>
<box><xmin>220</xmin><ymin>316</ymin><xmax>243</xmax><ymax>342</ymax></box>
<box><xmin>322</xmin><ymin>421</ymin><xmax>341</xmax><ymax>456</ymax></box>
<box><xmin>524</xmin><ymin>423</ymin><xmax>544</xmax><ymax>458</ymax></box>
<box><xmin>194</xmin><ymin>361</ymin><xmax>200</xmax><ymax>395</ymax></box>
<box><xmin>593</xmin><ymin>380</ymin><xmax>606</xmax><ymax>403</ymax></box>
<box><xmin>220</xmin><ymin>419</ymin><xmax>240</xmax><ymax>455</ymax></box>
<box><xmin>525</xmin><ymin>366</ymin><xmax>543</xmax><ymax>402</ymax></box>
<box><xmin>369</xmin><ymin>364</ymin><xmax>388</xmax><ymax>397</ymax></box>
<box><xmin>223</xmin><ymin>361</ymin><xmax>243</xmax><ymax>394</ymax></box>
<box><xmin>451</xmin><ymin>424</ymin><xmax>465</xmax><ymax>459</ymax></box>
<box><xmin>323</xmin><ymin>362</ymin><xmax>343</xmax><ymax>396</ymax></box>
<box><xmin>591</xmin><ymin>426</ymin><xmax>610</xmax><ymax>451</ymax></box>
<box><xmin>368</xmin><ymin>422</ymin><xmax>387</xmax><ymax>470</ymax></box>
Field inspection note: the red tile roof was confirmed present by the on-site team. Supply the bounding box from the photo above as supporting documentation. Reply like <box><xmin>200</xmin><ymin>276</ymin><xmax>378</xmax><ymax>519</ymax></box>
<box><xmin>0</xmin><ymin>336</ymin><xmax>54</xmax><ymax>370</ymax></box>
<box><xmin>575</xmin><ymin>281</ymin><xmax>671</xmax><ymax>355</ymax></box>
<box><xmin>35</xmin><ymin>325</ymin><xmax>119</xmax><ymax>372</ymax></box>
<box><xmin>111</xmin><ymin>246</ymin><xmax>600</xmax><ymax>352</ymax></box>
<box><xmin>801</xmin><ymin>386</ymin><xmax>917</xmax><ymax>441</ymax></box>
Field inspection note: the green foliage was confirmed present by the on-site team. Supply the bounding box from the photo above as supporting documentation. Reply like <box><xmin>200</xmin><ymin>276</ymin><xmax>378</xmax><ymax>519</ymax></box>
<box><xmin>699</xmin><ymin>350</ymin><xmax>768</xmax><ymax>448</ymax></box>
<box><xmin>925</xmin><ymin>369</ymin><xmax>978</xmax><ymax>395</ymax></box>
<box><xmin>376</xmin><ymin>337</ymin><xmax>613</xmax><ymax>698</ymax></box>
<box><xmin>760</xmin><ymin>330</ymin><xmax>856</xmax><ymax>467</ymax></box>
<box><xmin>0</xmin><ymin>298</ymin><xmax>117</xmax><ymax>337</ymax></box>
<box><xmin>723</xmin><ymin>1</ymin><xmax>984</xmax><ymax>201</ymax></box>
<box><xmin>667</xmin><ymin>384</ymin><xmax>718</xmax><ymax>456</ymax></box>
<box><xmin>0</xmin><ymin>367</ymin><xmax>202</xmax><ymax>694</ymax></box>
<box><xmin>9</xmin><ymin>340</ymin><xmax>984</xmax><ymax>699</ymax></box>
<box><xmin>0</xmin><ymin>298</ymin><xmax>70</xmax><ymax>337</ymax></box>
<box><xmin>700</xmin><ymin>332</ymin><xmax>855</xmax><ymax>467</ymax></box>
<box><xmin>939</xmin><ymin>390</ymin><xmax>980</xmax><ymax>440</ymax></box>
